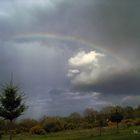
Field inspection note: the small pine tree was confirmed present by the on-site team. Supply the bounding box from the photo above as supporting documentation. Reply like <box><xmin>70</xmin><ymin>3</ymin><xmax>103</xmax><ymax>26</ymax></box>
<box><xmin>0</xmin><ymin>83</ymin><xmax>26</xmax><ymax>140</ymax></box>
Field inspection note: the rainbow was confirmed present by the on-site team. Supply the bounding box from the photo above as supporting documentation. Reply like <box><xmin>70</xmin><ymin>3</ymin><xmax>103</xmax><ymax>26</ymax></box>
<box><xmin>13</xmin><ymin>32</ymin><xmax>130</xmax><ymax>66</ymax></box>
<box><xmin>13</xmin><ymin>32</ymin><xmax>102</xmax><ymax>50</ymax></box>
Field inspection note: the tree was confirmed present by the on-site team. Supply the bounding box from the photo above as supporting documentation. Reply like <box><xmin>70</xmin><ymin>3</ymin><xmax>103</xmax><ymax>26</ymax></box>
<box><xmin>0</xmin><ymin>83</ymin><xmax>26</xmax><ymax>140</ymax></box>
<box><xmin>96</xmin><ymin>114</ymin><xmax>104</xmax><ymax>136</ymax></box>
<box><xmin>69</xmin><ymin>112</ymin><xmax>82</xmax><ymax>123</ymax></box>
<box><xmin>134</xmin><ymin>105</ymin><xmax>140</xmax><ymax>118</ymax></box>
<box><xmin>110</xmin><ymin>109</ymin><xmax>123</xmax><ymax>133</ymax></box>
<box><xmin>18</xmin><ymin>119</ymin><xmax>38</xmax><ymax>132</ymax></box>
<box><xmin>96</xmin><ymin>112</ymin><xmax>108</xmax><ymax>136</ymax></box>
<box><xmin>84</xmin><ymin>108</ymin><xmax>98</xmax><ymax>126</ymax></box>
<box><xmin>123</xmin><ymin>106</ymin><xmax>134</xmax><ymax>119</ymax></box>
<box><xmin>43</xmin><ymin>117</ymin><xmax>65</xmax><ymax>132</ymax></box>
<box><xmin>69</xmin><ymin>112</ymin><xmax>81</xmax><ymax>119</ymax></box>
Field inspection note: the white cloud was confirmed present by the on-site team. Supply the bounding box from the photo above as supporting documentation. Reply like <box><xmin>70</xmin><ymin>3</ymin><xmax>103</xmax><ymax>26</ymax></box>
<box><xmin>69</xmin><ymin>51</ymin><xmax>104</xmax><ymax>67</ymax></box>
<box><xmin>69</xmin><ymin>69</ymin><xmax>80</xmax><ymax>74</ymax></box>
<box><xmin>67</xmin><ymin>50</ymin><xmax>133</xmax><ymax>89</ymax></box>
<box><xmin>68</xmin><ymin>50</ymin><xmax>105</xmax><ymax>85</ymax></box>
<box><xmin>91</xmin><ymin>92</ymin><xmax>101</xmax><ymax>99</ymax></box>
<box><xmin>67</xmin><ymin>69</ymin><xmax>80</xmax><ymax>77</ymax></box>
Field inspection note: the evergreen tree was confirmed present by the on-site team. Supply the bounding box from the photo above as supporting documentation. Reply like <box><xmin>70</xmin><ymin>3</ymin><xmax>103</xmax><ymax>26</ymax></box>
<box><xmin>0</xmin><ymin>83</ymin><xmax>26</xmax><ymax>140</ymax></box>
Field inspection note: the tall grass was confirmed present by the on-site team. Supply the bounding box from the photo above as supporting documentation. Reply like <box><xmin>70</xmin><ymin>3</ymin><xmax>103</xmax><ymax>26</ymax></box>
<box><xmin>2</xmin><ymin>126</ymin><xmax>140</xmax><ymax>140</ymax></box>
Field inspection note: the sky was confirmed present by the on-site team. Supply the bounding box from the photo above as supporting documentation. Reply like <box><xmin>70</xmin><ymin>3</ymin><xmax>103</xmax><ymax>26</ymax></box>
<box><xmin>0</xmin><ymin>0</ymin><xmax>140</xmax><ymax>119</ymax></box>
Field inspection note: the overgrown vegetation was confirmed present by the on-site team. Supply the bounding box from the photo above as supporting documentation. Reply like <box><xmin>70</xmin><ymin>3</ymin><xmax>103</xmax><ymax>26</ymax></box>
<box><xmin>0</xmin><ymin>82</ymin><xmax>140</xmax><ymax>139</ymax></box>
<box><xmin>0</xmin><ymin>105</ymin><xmax>140</xmax><ymax>137</ymax></box>
<box><xmin>1</xmin><ymin>125</ymin><xmax>140</xmax><ymax>140</ymax></box>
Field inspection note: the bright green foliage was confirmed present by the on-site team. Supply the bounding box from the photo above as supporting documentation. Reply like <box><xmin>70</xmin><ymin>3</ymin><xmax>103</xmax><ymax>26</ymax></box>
<box><xmin>0</xmin><ymin>83</ymin><xmax>26</xmax><ymax>121</ymax></box>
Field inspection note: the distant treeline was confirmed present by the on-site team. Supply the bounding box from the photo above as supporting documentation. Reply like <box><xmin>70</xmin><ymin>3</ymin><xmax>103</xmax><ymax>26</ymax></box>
<box><xmin>0</xmin><ymin>105</ymin><xmax>140</xmax><ymax>135</ymax></box>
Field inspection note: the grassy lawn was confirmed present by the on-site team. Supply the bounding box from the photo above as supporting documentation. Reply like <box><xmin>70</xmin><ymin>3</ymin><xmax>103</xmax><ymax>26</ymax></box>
<box><xmin>2</xmin><ymin>126</ymin><xmax>140</xmax><ymax>140</ymax></box>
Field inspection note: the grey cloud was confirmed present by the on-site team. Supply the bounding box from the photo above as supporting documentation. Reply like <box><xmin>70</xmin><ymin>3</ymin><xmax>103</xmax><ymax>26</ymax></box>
<box><xmin>120</xmin><ymin>95</ymin><xmax>140</xmax><ymax>107</ymax></box>
<box><xmin>0</xmin><ymin>16</ymin><xmax>15</xmax><ymax>40</ymax></box>
<box><xmin>72</xmin><ymin>68</ymin><xmax>140</xmax><ymax>95</ymax></box>
<box><xmin>45</xmin><ymin>88</ymin><xmax>110</xmax><ymax>116</ymax></box>
<box><xmin>23</xmin><ymin>88</ymin><xmax>110</xmax><ymax>119</ymax></box>
<box><xmin>0</xmin><ymin>41</ymin><xmax>71</xmax><ymax>88</ymax></box>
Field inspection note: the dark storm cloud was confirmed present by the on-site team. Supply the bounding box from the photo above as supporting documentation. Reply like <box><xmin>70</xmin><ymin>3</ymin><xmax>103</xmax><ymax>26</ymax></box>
<box><xmin>32</xmin><ymin>0</ymin><xmax>140</xmax><ymax>51</ymax></box>
<box><xmin>21</xmin><ymin>0</ymin><xmax>140</xmax><ymax>66</ymax></box>
<box><xmin>64</xmin><ymin>0</ymin><xmax>140</xmax><ymax>96</ymax></box>
<box><xmin>78</xmin><ymin>0</ymin><xmax>140</xmax><ymax>47</ymax></box>
<box><xmin>1</xmin><ymin>0</ymin><xmax>140</xmax><ymax>48</ymax></box>
<box><xmin>72</xmin><ymin>68</ymin><xmax>140</xmax><ymax>95</ymax></box>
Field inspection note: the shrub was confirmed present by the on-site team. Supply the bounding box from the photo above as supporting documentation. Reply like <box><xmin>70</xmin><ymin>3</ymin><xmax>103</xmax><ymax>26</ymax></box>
<box><xmin>79</xmin><ymin>122</ymin><xmax>92</xmax><ymax>129</ymax></box>
<box><xmin>30</xmin><ymin>125</ymin><xmax>46</xmax><ymax>135</ymax></box>
<box><xmin>43</xmin><ymin>117</ymin><xmax>65</xmax><ymax>132</ymax></box>
<box><xmin>64</xmin><ymin>123</ymin><xmax>77</xmax><ymax>130</ymax></box>
<box><xmin>18</xmin><ymin>119</ymin><xmax>38</xmax><ymax>132</ymax></box>
<box><xmin>0</xmin><ymin>131</ymin><xmax>3</xmax><ymax>139</ymax></box>
<box><xmin>123</xmin><ymin>119</ymin><xmax>135</xmax><ymax>128</ymax></box>
<box><xmin>134</xmin><ymin>118</ymin><xmax>140</xmax><ymax>126</ymax></box>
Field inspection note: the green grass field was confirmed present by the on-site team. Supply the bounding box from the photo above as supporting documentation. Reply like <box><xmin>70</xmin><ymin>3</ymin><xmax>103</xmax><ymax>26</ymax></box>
<box><xmin>2</xmin><ymin>126</ymin><xmax>140</xmax><ymax>140</ymax></box>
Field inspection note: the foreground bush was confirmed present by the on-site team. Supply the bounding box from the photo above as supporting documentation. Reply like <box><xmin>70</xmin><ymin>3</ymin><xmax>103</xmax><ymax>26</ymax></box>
<box><xmin>0</xmin><ymin>131</ymin><xmax>3</xmax><ymax>139</ymax></box>
<box><xmin>18</xmin><ymin>119</ymin><xmax>38</xmax><ymax>132</ymax></box>
<box><xmin>30</xmin><ymin>125</ymin><xmax>46</xmax><ymax>135</ymax></box>
<box><xmin>134</xmin><ymin>118</ymin><xmax>140</xmax><ymax>126</ymax></box>
<box><xmin>79</xmin><ymin>122</ymin><xmax>93</xmax><ymax>129</ymax></box>
<box><xmin>43</xmin><ymin>117</ymin><xmax>65</xmax><ymax>132</ymax></box>
<box><xmin>64</xmin><ymin>122</ymin><xmax>77</xmax><ymax>130</ymax></box>
<box><xmin>123</xmin><ymin>119</ymin><xmax>135</xmax><ymax>128</ymax></box>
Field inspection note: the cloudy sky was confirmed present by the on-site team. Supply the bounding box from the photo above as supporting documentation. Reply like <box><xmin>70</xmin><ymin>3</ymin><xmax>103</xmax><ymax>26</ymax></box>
<box><xmin>0</xmin><ymin>0</ymin><xmax>140</xmax><ymax>119</ymax></box>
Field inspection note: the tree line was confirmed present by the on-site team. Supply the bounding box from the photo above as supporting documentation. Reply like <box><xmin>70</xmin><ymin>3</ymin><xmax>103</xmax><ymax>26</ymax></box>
<box><xmin>0</xmin><ymin>105</ymin><xmax>140</xmax><ymax>135</ymax></box>
<box><xmin>0</xmin><ymin>82</ymin><xmax>140</xmax><ymax>139</ymax></box>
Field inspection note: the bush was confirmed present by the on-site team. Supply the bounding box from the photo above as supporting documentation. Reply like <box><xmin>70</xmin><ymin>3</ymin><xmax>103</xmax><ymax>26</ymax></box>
<box><xmin>64</xmin><ymin>123</ymin><xmax>77</xmax><ymax>130</ymax></box>
<box><xmin>134</xmin><ymin>118</ymin><xmax>140</xmax><ymax>126</ymax></box>
<box><xmin>43</xmin><ymin>117</ymin><xmax>65</xmax><ymax>132</ymax></box>
<box><xmin>30</xmin><ymin>125</ymin><xmax>46</xmax><ymax>135</ymax></box>
<box><xmin>18</xmin><ymin>119</ymin><xmax>38</xmax><ymax>133</ymax></box>
<box><xmin>0</xmin><ymin>131</ymin><xmax>3</xmax><ymax>139</ymax></box>
<box><xmin>123</xmin><ymin>119</ymin><xmax>135</xmax><ymax>128</ymax></box>
<box><xmin>79</xmin><ymin>122</ymin><xmax>92</xmax><ymax>129</ymax></box>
